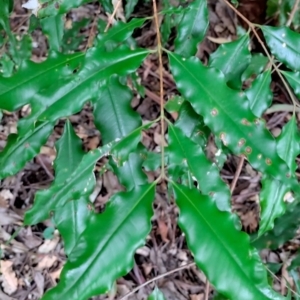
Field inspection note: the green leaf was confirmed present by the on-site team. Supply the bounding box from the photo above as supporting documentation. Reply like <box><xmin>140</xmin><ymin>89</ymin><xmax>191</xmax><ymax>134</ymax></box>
<box><xmin>168</xmin><ymin>52</ymin><xmax>296</xmax><ymax>189</ymax></box>
<box><xmin>209</xmin><ymin>34</ymin><xmax>251</xmax><ymax>89</ymax></box>
<box><xmin>0</xmin><ymin>51</ymin><xmax>84</xmax><ymax>111</ymax></box>
<box><xmin>174</xmin><ymin>0</ymin><xmax>208</xmax><ymax>57</ymax></box>
<box><xmin>24</xmin><ymin>144</ymin><xmax>112</xmax><ymax>225</ymax></box>
<box><xmin>242</xmin><ymin>54</ymin><xmax>268</xmax><ymax>82</ymax></box>
<box><xmin>148</xmin><ymin>287</ymin><xmax>166</xmax><ymax>300</ymax></box>
<box><xmin>253</xmin><ymin>200</ymin><xmax>300</xmax><ymax>250</ymax></box>
<box><xmin>172</xmin><ymin>183</ymin><xmax>285</xmax><ymax>300</ymax></box>
<box><xmin>93</xmin><ymin>75</ymin><xmax>141</xmax><ymax>144</ymax></box>
<box><xmin>168</xmin><ymin>124</ymin><xmax>231</xmax><ymax>212</ymax></box>
<box><xmin>164</xmin><ymin>95</ymin><xmax>184</xmax><ymax>112</ymax></box>
<box><xmin>0</xmin><ymin>53</ymin><xmax>14</xmax><ymax>77</ymax></box>
<box><xmin>0</xmin><ymin>121</ymin><xmax>54</xmax><ymax>179</ymax></box>
<box><xmin>62</xmin><ymin>18</ymin><xmax>90</xmax><ymax>53</ymax></box>
<box><xmin>125</xmin><ymin>0</ymin><xmax>139</xmax><ymax>19</ymax></box>
<box><xmin>41</xmin><ymin>14</ymin><xmax>64</xmax><ymax>51</ymax></box>
<box><xmin>246</xmin><ymin>70</ymin><xmax>273</xmax><ymax>117</ymax></box>
<box><xmin>174</xmin><ymin>101</ymin><xmax>209</xmax><ymax>147</ymax></box>
<box><xmin>261</xmin><ymin>26</ymin><xmax>300</xmax><ymax>71</ymax></box>
<box><xmin>38</xmin><ymin>0</ymin><xmax>93</xmax><ymax>18</ymax></box>
<box><xmin>54</xmin><ymin>197</ymin><xmax>93</xmax><ymax>256</ymax></box>
<box><xmin>281</xmin><ymin>70</ymin><xmax>300</xmax><ymax>97</ymax></box>
<box><xmin>96</xmin><ymin>18</ymin><xmax>147</xmax><ymax>50</ymax></box>
<box><xmin>42</xmin><ymin>183</ymin><xmax>156</xmax><ymax>300</ymax></box>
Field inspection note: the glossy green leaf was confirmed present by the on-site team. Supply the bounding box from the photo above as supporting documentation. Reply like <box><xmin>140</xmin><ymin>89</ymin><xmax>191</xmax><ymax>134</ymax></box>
<box><xmin>43</xmin><ymin>121</ymin><xmax>92</xmax><ymax>255</ymax></box>
<box><xmin>174</xmin><ymin>101</ymin><xmax>209</xmax><ymax>147</ymax></box>
<box><xmin>54</xmin><ymin>197</ymin><xmax>93</xmax><ymax>256</ymax></box>
<box><xmin>209</xmin><ymin>34</ymin><xmax>251</xmax><ymax>89</ymax></box>
<box><xmin>281</xmin><ymin>70</ymin><xmax>300</xmax><ymax>97</ymax></box>
<box><xmin>24</xmin><ymin>144</ymin><xmax>112</xmax><ymax>225</ymax></box>
<box><xmin>242</xmin><ymin>53</ymin><xmax>268</xmax><ymax>82</ymax></box>
<box><xmin>259</xmin><ymin>117</ymin><xmax>300</xmax><ymax>235</ymax></box>
<box><xmin>246</xmin><ymin>70</ymin><xmax>273</xmax><ymax>117</ymax></box>
<box><xmin>0</xmin><ymin>122</ymin><xmax>54</xmax><ymax>179</ymax></box>
<box><xmin>172</xmin><ymin>183</ymin><xmax>285</xmax><ymax>300</ymax></box>
<box><xmin>168</xmin><ymin>52</ymin><xmax>295</xmax><ymax>189</ymax></box>
<box><xmin>0</xmin><ymin>53</ymin><xmax>14</xmax><ymax>77</ymax></box>
<box><xmin>174</xmin><ymin>0</ymin><xmax>208</xmax><ymax>57</ymax></box>
<box><xmin>168</xmin><ymin>124</ymin><xmax>231</xmax><ymax>211</ymax></box>
<box><xmin>0</xmin><ymin>51</ymin><xmax>84</xmax><ymax>111</ymax></box>
<box><xmin>42</xmin><ymin>183</ymin><xmax>155</xmax><ymax>300</ymax></box>
<box><xmin>125</xmin><ymin>0</ymin><xmax>139</xmax><ymax>19</ymax></box>
<box><xmin>148</xmin><ymin>287</ymin><xmax>166</xmax><ymax>300</ymax></box>
<box><xmin>261</xmin><ymin>26</ymin><xmax>300</xmax><ymax>71</ymax></box>
<box><xmin>164</xmin><ymin>95</ymin><xmax>184</xmax><ymax>113</ymax></box>
<box><xmin>93</xmin><ymin>76</ymin><xmax>141</xmax><ymax>144</ymax></box>
<box><xmin>41</xmin><ymin>14</ymin><xmax>64</xmax><ymax>51</ymax></box>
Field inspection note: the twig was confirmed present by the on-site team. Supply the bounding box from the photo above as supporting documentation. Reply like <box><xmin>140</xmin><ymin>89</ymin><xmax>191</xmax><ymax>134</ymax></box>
<box><xmin>118</xmin><ymin>262</ymin><xmax>196</xmax><ymax>300</ymax></box>
<box><xmin>204</xmin><ymin>279</ymin><xmax>210</xmax><ymax>300</ymax></box>
<box><xmin>286</xmin><ymin>0</ymin><xmax>300</xmax><ymax>27</ymax></box>
<box><xmin>152</xmin><ymin>0</ymin><xmax>166</xmax><ymax>179</ymax></box>
<box><xmin>230</xmin><ymin>155</ymin><xmax>245</xmax><ymax>193</ymax></box>
<box><xmin>104</xmin><ymin>0</ymin><xmax>122</xmax><ymax>32</ymax></box>
<box><xmin>266</xmin><ymin>104</ymin><xmax>300</xmax><ymax>114</ymax></box>
<box><xmin>222</xmin><ymin>0</ymin><xmax>299</xmax><ymax>112</ymax></box>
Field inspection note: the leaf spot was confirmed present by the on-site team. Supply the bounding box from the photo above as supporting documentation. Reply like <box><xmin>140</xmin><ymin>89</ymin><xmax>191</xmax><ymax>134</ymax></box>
<box><xmin>254</xmin><ymin>119</ymin><xmax>260</xmax><ymax>125</ymax></box>
<box><xmin>24</xmin><ymin>143</ymin><xmax>30</xmax><ymax>148</ymax></box>
<box><xmin>241</xmin><ymin>119</ymin><xmax>250</xmax><ymax>126</ymax></box>
<box><xmin>219</xmin><ymin>132</ymin><xmax>227</xmax><ymax>145</ymax></box>
<box><xmin>245</xmin><ymin>147</ymin><xmax>252</xmax><ymax>154</ymax></box>
<box><xmin>286</xmin><ymin>173</ymin><xmax>291</xmax><ymax>178</ymax></box>
<box><xmin>284</xmin><ymin>191</ymin><xmax>294</xmax><ymax>203</ymax></box>
<box><xmin>265</xmin><ymin>158</ymin><xmax>272</xmax><ymax>165</ymax></box>
<box><xmin>238</xmin><ymin>138</ymin><xmax>246</xmax><ymax>147</ymax></box>
<box><xmin>211</xmin><ymin>108</ymin><xmax>218</xmax><ymax>117</ymax></box>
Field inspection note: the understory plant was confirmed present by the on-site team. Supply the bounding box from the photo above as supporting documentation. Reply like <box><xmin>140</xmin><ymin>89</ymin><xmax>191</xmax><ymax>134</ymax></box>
<box><xmin>1</xmin><ymin>0</ymin><xmax>300</xmax><ymax>299</ymax></box>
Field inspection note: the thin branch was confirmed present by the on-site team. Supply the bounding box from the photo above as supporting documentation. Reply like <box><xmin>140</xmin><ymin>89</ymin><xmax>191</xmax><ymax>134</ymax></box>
<box><xmin>286</xmin><ymin>0</ymin><xmax>300</xmax><ymax>27</ymax></box>
<box><xmin>222</xmin><ymin>0</ymin><xmax>299</xmax><ymax>112</ymax></box>
<box><xmin>104</xmin><ymin>0</ymin><xmax>122</xmax><ymax>32</ymax></box>
<box><xmin>152</xmin><ymin>0</ymin><xmax>166</xmax><ymax>179</ymax></box>
<box><xmin>230</xmin><ymin>155</ymin><xmax>245</xmax><ymax>193</ymax></box>
<box><xmin>204</xmin><ymin>279</ymin><xmax>210</xmax><ymax>300</ymax></box>
<box><xmin>118</xmin><ymin>262</ymin><xmax>196</xmax><ymax>300</ymax></box>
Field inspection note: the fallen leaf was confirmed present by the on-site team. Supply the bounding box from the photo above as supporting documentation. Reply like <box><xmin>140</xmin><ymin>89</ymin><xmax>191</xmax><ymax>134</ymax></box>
<box><xmin>38</xmin><ymin>231</ymin><xmax>60</xmax><ymax>254</ymax></box>
<box><xmin>36</xmin><ymin>255</ymin><xmax>58</xmax><ymax>271</ymax></box>
<box><xmin>0</xmin><ymin>260</ymin><xmax>18</xmax><ymax>295</ymax></box>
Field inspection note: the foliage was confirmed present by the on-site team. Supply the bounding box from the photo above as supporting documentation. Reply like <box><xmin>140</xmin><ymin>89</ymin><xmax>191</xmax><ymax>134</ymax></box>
<box><xmin>1</xmin><ymin>0</ymin><xmax>300</xmax><ymax>299</ymax></box>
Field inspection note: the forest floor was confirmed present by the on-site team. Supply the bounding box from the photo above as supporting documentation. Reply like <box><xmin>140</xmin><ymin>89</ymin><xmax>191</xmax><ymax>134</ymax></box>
<box><xmin>1</xmin><ymin>0</ymin><xmax>300</xmax><ymax>299</ymax></box>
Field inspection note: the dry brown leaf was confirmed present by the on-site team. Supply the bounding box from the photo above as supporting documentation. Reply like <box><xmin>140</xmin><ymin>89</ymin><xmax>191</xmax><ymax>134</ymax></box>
<box><xmin>0</xmin><ymin>288</ymin><xmax>17</xmax><ymax>300</ymax></box>
<box><xmin>190</xmin><ymin>294</ymin><xmax>204</xmax><ymax>300</ymax></box>
<box><xmin>157</xmin><ymin>219</ymin><xmax>169</xmax><ymax>242</ymax></box>
<box><xmin>34</xmin><ymin>272</ymin><xmax>45</xmax><ymax>297</ymax></box>
<box><xmin>36</xmin><ymin>255</ymin><xmax>58</xmax><ymax>271</ymax></box>
<box><xmin>38</xmin><ymin>231</ymin><xmax>60</xmax><ymax>254</ymax></box>
<box><xmin>0</xmin><ymin>260</ymin><xmax>18</xmax><ymax>295</ymax></box>
<box><xmin>49</xmin><ymin>267</ymin><xmax>62</xmax><ymax>282</ymax></box>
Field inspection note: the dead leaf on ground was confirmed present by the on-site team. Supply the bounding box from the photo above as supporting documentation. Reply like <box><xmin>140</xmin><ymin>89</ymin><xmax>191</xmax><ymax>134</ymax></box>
<box><xmin>0</xmin><ymin>260</ymin><xmax>18</xmax><ymax>295</ymax></box>
<box><xmin>36</xmin><ymin>255</ymin><xmax>58</xmax><ymax>271</ymax></box>
<box><xmin>38</xmin><ymin>231</ymin><xmax>60</xmax><ymax>254</ymax></box>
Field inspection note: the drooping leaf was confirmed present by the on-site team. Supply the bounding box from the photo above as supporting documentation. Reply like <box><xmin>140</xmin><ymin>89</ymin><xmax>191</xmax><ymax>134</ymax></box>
<box><xmin>168</xmin><ymin>124</ymin><xmax>231</xmax><ymax>211</ymax></box>
<box><xmin>246</xmin><ymin>69</ymin><xmax>273</xmax><ymax>117</ymax></box>
<box><xmin>41</xmin><ymin>14</ymin><xmax>64</xmax><ymax>51</ymax></box>
<box><xmin>148</xmin><ymin>287</ymin><xmax>166</xmax><ymax>300</ymax></box>
<box><xmin>0</xmin><ymin>121</ymin><xmax>54</xmax><ymax>179</ymax></box>
<box><xmin>174</xmin><ymin>0</ymin><xmax>209</xmax><ymax>57</ymax></box>
<box><xmin>168</xmin><ymin>52</ymin><xmax>296</xmax><ymax>189</ymax></box>
<box><xmin>261</xmin><ymin>26</ymin><xmax>300</xmax><ymax>71</ymax></box>
<box><xmin>281</xmin><ymin>70</ymin><xmax>300</xmax><ymax>97</ymax></box>
<box><xmin>42</xmin><ymin>183</ymin><xmax>156</xmax><ymax>300</ymax></box>
<box><xmin>172</xmin><ymin>183</ymin><xmax>285</xmax><ymax>300</ymax></box>
<box><xmin>259</xmin><ymin>116</ymin><xmax>300</xmax><ymax>235</ymax></box>
<box><xmin>210</xmin><ymin>34</ymin><xmax>251</xmax><ymax>89</ymax></box>
<box><xmin>24</xmin><ymin>144</ymin><xmax>112</xmax><ymax>225</ymax></box>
